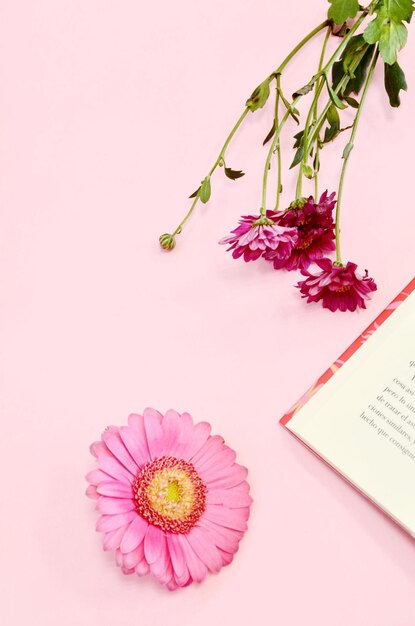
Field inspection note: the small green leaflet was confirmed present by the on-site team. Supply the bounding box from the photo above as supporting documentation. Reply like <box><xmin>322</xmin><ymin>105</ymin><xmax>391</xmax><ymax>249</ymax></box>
<box><xmin>246</xmin><ymin>80</ymin><xmax>271</xmax><ymax>111</ymax></box>
<box><xmin>385</xmin><ymin>0</ymin><xmax>414</xmax><ymax>22</ymax></box>
<box><xmin>342</xmin><ymin>142</ymin><xmax>354</xmax><ymax>159</ymax></box>
<box><xmin>323</xmin><ymin>103</ymin><xmax>340</xmax><ymax>143</ymax></box>
<box><xmin>224</xmin><ymin>167</ymin><xmax>245</xmax><ymax>180</ymax></box>
<box><xmin>292</xmin><ymin>83</ymin><xmax>314</xmax><ymax>98</ymax></box>
<box><xmin>263</xmin><ymin>123</ymin><xmax>276</xmax><ymax>146</ymax></box>
<box><xmin>199</xmin><ymin>177</ymin><xmax>211</xmax><ymax>203</ymax></box>
<box><xmin>384</xmin><ymin>61</ymin><xmax>407</xmax><ymax>106</ymax></box>
<box><xmin>189</xmin><ymin>186</ymin><xmax>201</xmax><ymax>199</ymax></box>
<box><xmin>325</xmin><ymin>74</ymin><xmax>348</xmax><ymax>109</ymax></box>
<box><xmin>327</xmin><ymin>0</ymin><xmax>360</xmax><ymax>25</ymax></box>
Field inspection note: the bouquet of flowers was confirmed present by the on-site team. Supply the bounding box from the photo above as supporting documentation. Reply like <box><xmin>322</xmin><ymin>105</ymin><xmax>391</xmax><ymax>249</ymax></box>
<box><xmin>160</xmin><ymin>0</ymin><xmax>413</xmax><ymax>312</ymax></box>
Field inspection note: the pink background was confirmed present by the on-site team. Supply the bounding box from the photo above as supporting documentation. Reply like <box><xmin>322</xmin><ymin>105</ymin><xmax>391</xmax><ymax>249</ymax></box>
<box><xmin>1</xmin><ymin>1</ymin><xmax>414</xmax><ymax>624</ymax></box>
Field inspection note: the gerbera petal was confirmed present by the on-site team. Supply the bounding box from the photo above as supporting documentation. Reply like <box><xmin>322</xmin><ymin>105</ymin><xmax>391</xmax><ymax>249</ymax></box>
<box><xmin>203</xmin><ymin>504</ymin><xmax>249</xmax><ymax>531</ymax></box>
<box><xmin>122</xmin><ymin>542</ymin><xmax>144</xmax><ymax>570</ymax></box>
<box><xmin>191</xmin><ymin>434</ymin><xmax>224</xmax><ymax>467</ymax></box>
<box><xmin>103</xmin><ymin>524</ymin><xmax>128</xmax><ymax>551</ymax></box>
<box><xmin>177</xmin><ymin>534</ymin><xmax>208</xmax><ymax>583</ymax></box>
<box><xmin>182</xmin><ymin>421</ymin><xmax>211</xmax><ymax>460</ymax></box>
<box><xmin>102</xmin><ymin>431</ymin><xmax>138</xmax><ymax>474</ymax></box>
<box><xmin>120</xmin><ymin>515</ymin><xmax>148</xmax><ymax>554</ymax></box>
<box><xmin>206</xmin><ymin>488</ymin><xmax>253</xmax><ymax>508</ymax></box>
<box><xmin>85</xmin><ymin>485</ymin><xmax>98</xmax><ymax>499</ymax></box>
<box><xmin>96</xmin><ymin>497</ymin><xmax>136</xmax><ymax>515</ymax></box>
<box><xmin>173</xmin><ymin>412</ymin><xmax>195</xmax><ymax>458</ymax></box>
<box><xmin>98</xmin><ymin>455</ymin><xmax>134</xmax><ymax>483</ymax></box>
<box><xmin>196</xmin><ymin>446</ymin><xmax>237</xmax><ymax>479</ymax></box>
<box><xmin>96</xmin><ymin>511</ymin><xmax>137</xmax><ymax>533</ymax></box>
<box><xmin>86</xmin><ymin>469</ymin><xmax>109</xmax><ymax>486</ymax></box>
<box><xmin>166</xmin><ymin>534</ymin><xmax>189</xmax><ymax>581</ymax></box>
<box><xmin>149</xmin><ymin>536</ymin><xmax>171</xmax><ymax>581</ymax></box>
<box><xmin>119</xmin><ymin>426</ymin><xmax>150</xmax><ymax>468</ymax></box>
<box><xmin>205</xmin><ymin>464</ymin><xmax>248</xmax><ymax>489</ymax></box>
<box><xmin>144</xmin><ymin>524</ymin><xmax>164</xmax><ymax>564</ymax></box>
<box><xmin>186</xmin><ymin>526</ymin><xmax>223</xmax><ymax>572</ymax></box>
<box><xmin>143</xmin><ymin>408</ymin><xmax>164</xmax><ymax>460</ymax></box>
<box><xmin>161</xmin><ymin>409</ymin><xmax>181</xmax><ymax>456</ymax></box>
<box><xmin>135</xmin><ymin>558</ymin><xmax>150</xmax><ymax>577</ymax></box>
<box><xmin>96</xmin><ymin>481</ymin><xmax>133</xmax><ymax>498</ymax></box>
<box><xmin>197</xmin><ymin>517</ymin><xmax>242</xmax><ymax>553</ymax></box>
<box><xmin>218</xmin><ymin>549</ymin><xmax>234</xmax><ymax>566</ymax></box>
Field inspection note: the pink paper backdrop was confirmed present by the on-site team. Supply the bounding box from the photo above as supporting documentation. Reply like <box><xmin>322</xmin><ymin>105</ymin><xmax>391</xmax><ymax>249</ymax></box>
<box><xmin>1</xmin><ymin>1</ymin><xmax>414</xmax><ymax>624</ymax></box>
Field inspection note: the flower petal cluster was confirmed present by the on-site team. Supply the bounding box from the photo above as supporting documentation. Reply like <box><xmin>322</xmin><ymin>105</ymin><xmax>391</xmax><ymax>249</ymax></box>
<box><xmin>266</xmin><ymin>191</ymin><xmax>336</xmax><ymax>270</ymax></box>
<box><xmin>219</xmin><ymin>212</ymin><xmax>297</xmax><ymax>263</ymax></box>
<box><xmin>297</xmin><ymin>259</ymin><xmax>377</xmax><ymax>312</ymax></box>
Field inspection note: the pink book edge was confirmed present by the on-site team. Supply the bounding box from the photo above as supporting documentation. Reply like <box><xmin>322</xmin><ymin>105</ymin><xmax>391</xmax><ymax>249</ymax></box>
<box><xmin>280</xmin><ymin>277</ymin><xmax>415</xmax><ymax>427</ymax></box>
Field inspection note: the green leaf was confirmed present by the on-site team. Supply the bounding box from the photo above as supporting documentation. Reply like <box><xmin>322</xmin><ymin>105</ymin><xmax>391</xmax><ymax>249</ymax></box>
<box><xmin>325</xmin><ymin>75</ymin><xmax>348</xmax><ymax>109</ymax></box>
<box><xmin>290</xmin><ymin>145</ymin><xmax>304</xmax><ymax>169</ymax></box>
<box><xmin>246</xmin><ymin>80</ymin><xmax>271</xmax><ymax>111</ymax></box>
<box><xmin>224</xmin><ymin>167</ymin><xmax>245</xmax><ymax>180</ymax></box>
<box><xmin>346</xmin><ymin>45</ymin><xmax>376</xmax><ymax>94</ymax></box>
<box><xmin>363</xmin><ymin>1</ymin><xmax>411</xmax><ymax>64</ymax></box>
<box><xmin>292</xmin><ymin>83</ymin><xmax>314</xmax><ymax>98</ymax></box>
<box><xmin>293</xmin><ymin>130</ymin><xmax>304</xmax><ymax>149</ymax></box>
<box><xmin>379</xmin><ymin>20</ymin><xmax>408</xmax><ymax>64</ymax></box>
<box><xmin>199</xmin><ymin>177</ymin><xmax>211</xmax><ymax>203</ymax></box>
<box><xmin>386</xmin><ymin>0</ymin><xmax>414</xmax><ymax>22</ymax></box>
<box><xmin>263</xmin><ymin>124</ymin><xmax>276</xmax><ymax>146</ymax></box>
<box><xmin>189</xmin><ymin>186</ymin><xmax>201</xmax><ymax>199</ymax></box>
<box><xmin>384</xmin><ymin>61</ymin><xmax>407</xmax><ymax>106</ymax></box>
<box><xmin>343</xmin><ymin>95</ymin><xmax>359</xmax><ymax>107</ymax></box>
<box><xmin>342</xmin><ymin>142</ymin><xmax>354</xmax><ymax>158</ymax></box>
<box><xmin>323</xmin><ymin>104</ymin><xmax>341</xmax><ymax>143</ymax></box>
<box><xmin>328</xmin><ymin>0</ymin><xmax>360</xmax><ymax>24</ymax></box>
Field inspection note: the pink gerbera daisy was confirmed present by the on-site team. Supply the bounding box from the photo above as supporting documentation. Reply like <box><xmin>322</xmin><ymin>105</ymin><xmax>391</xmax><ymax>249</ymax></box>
<box><xmin>86</xmin><ymin>408</ymin><xmax>252</xmax><ymax>590</ymax></box>
<box><xmin>219</xmin><ymin>212</ymin><xmax>297</xmax><ymax>262</ymax></box>
<box><xmin>297</xmin><ymin>259</ymin><xmax>377</xmax><ymax>312</ymax></box>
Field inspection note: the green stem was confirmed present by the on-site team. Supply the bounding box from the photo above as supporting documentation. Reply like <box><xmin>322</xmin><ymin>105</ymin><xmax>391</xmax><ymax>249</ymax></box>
<box><xmin>296</xmin><ymin>25</ymin><xmax>331</xmax><ymax>199</ymax></box>
<box><xmin>166</xmin><ymin>19</ymin><xmax>330</xmax><ymax>241</ymax></box>
<box><xmin>274</xmin><ymin>76</ymin><xmax>282</xmax><ymax>211</ymax></box>
<box><xmin>335</xmin><ymin>47</ymin><xmax>379</xmax><ymax>265</ymax></box>
<box><xmin>304</xmin><ymin>44</ymin><xmax>369</xmax><ymax>162</ymax></box>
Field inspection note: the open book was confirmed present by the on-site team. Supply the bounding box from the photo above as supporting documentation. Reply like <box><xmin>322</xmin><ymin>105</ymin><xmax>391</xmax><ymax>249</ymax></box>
<box><xmin>281</xmin><ymin>278</ymin><xmax>415</xmax><ymax>538</ymax></box>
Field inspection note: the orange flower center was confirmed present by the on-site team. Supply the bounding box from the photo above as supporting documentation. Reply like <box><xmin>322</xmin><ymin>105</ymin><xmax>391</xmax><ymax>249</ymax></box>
<box><xmin>335</xmin><ymin>285</ymin><xmax>351</xmax><ymax>293</ymax></box>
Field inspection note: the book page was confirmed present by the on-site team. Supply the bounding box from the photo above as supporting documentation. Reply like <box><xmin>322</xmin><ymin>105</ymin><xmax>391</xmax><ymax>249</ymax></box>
<box><xmin>286</xmin><ymin>291</ymin><xmax>415</xmax><ymax>536</ymax></box>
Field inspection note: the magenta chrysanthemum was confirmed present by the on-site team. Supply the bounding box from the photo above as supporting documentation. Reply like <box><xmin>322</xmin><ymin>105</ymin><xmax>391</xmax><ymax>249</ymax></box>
<box><xmin>86</xmin><ymin>408</ymin><xmax>252</xmax><ymax>590</ymax></box>
<box><xmin>297</xmin><ymin>259</ymin><xmax>377</xmax><ymax>312</ymax></box>
<box><xmin>219</xmin><ymin>212</ymin><xmax>297</xmax><ymax>262</ymax></box>
<box><xmin>277</xmin><ymin>191</ymin><xmax>336</xmax><ymax>230</ymax></box>
<box><xmin>266</xmin><ymin>191</ymin><xmax>336</xmax><ymax>270</ymax></box>
<box><xmin>265</xmin><ymin>227</ymin><xmax>335</xmax><ymax>270</ymax></box>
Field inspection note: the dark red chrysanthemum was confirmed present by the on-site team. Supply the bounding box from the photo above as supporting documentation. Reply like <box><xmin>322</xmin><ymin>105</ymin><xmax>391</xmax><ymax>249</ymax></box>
<box><xmin>297</xmin><ymin>259</ymin><xmax>377</xmax><ymax>312</ymax></box>
<box><xmin>277</xmin><ymin>191</ymin><xmax>336</xmax><ymax>230</ymax></box>
<box><xmin>264</xmin><ymin>227</ymin><xmax>335</xmax><ymax>270</ymax></box>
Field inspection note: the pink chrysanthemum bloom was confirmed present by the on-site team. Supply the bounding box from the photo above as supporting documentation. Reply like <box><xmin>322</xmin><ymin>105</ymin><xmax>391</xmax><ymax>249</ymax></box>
<box><xmin>86</xmin><ymin>408</ymin><xmax>252</xmax><ymax>590</ymax></box>
<box><xmin>265</xmin><ymin>227</ymin><xmax>335</xmax><ymax>271</ymax></box>
<box><xmin>219</xmin><ymin>212</ymin><xmax>297</xmax><ymax>262</ymax></box>
<box><xmin>297</xmin><ymin>259</ymin><xmax>377</xmax><ymax>312</ymax></box>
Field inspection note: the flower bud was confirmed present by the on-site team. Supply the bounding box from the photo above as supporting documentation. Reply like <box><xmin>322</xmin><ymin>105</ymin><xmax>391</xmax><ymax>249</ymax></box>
<box><xmin>159</xmin><ymin>233</ymin><xmax>176</xmax><ymax>251</ymax></box>
<box><xmin>246</xmin><ymin>79</ymin><xmax>271</xmax><ymax>112</ymax></box>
